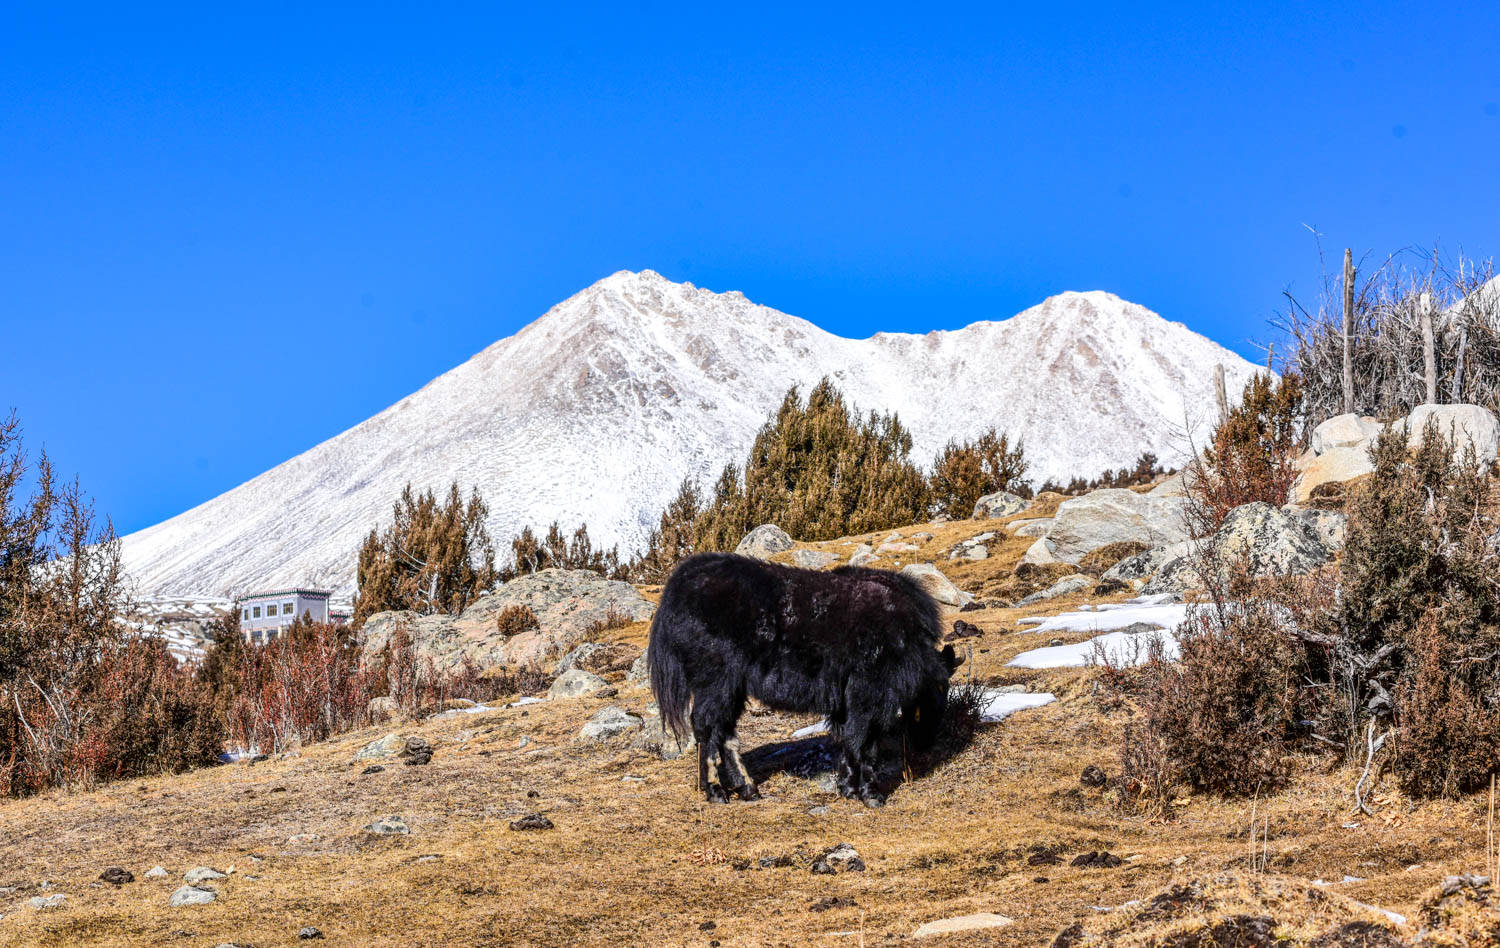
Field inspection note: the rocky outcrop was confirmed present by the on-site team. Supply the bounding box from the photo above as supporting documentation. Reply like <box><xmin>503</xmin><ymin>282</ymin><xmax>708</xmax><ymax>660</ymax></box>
<box><xmin>1042</xmin><ymin>488</ymin><xmax>1188</xmax><ymax>563</ymax></box>
<box><xmin>1292</xmin><ymin>446</ymin><xmax>1374</xmax><ymax>504</ymax></box>
<box><xmin>360</xmin><ymin>569</ymin><xmax>655</xmax><ymax>671</ymax></box>
<box><xmin>1102</xmin><ymin>543</ymin><xmax>1187</xmax><ymax>587</ymax></box>
<box><xmin>899</xmin><ymin>563</ymin><xmax>973</xmax><ymax>607</ymax></box>
<box><xmin>1144</xmin><ymin>502</ymin><xmax>1330</xmax><ymax>595</ymax></box>
<box><xmin>972</xmin><ymin>491</ymin><xmax>1029</xmax><ymax>519</ymax></box>
<box><xmin>1284</xmin><ymin>506</ymin><xmax>1348</xmax><ymax>552</ymax></box>
<box><xmin>735</xmin><ymin>524</ymin><xmax>794</xmax><ymax>559</ymax></box>
<box><xmin>1016</xmin><ymin>574</ymin><xmax>1092</xmax><ymax>607</ymax></box>
<box><xmin>1010</xmin><ymin>518</ymin><xmax>1053</xmax><ymax>538</ymax></box>
<box><xmin>1309</xmin><ymin>413</ymin><xmax>1382</xmax><ymax>455</ymax></box>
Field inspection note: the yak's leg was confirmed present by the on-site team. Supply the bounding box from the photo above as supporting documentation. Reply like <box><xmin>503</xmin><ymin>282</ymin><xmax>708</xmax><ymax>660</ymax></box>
<box><xmin>691</xmin><ymin>689</ymin><xmax>744</xmax><ymax>804</ymax></box>
<box><xmin>841</xmin><ymin>696</ymin><xmax>890</xmax><ymax>807</ymax></box>
<box><xmin>720</xmin><ymin>734</ymin><xmax>760</xmax><ymax>801</ymax></box>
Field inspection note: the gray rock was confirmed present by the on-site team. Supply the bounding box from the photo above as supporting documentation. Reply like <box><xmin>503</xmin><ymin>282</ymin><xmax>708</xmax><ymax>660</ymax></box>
<box><xmin>1015</xmin><ymin>574</ymin><xmax>1092</xmax><ymax>607</ymax></box>
<box><xmin>877</xmin><ymin>540</ymin><xmax>918</xmax><ymax>554</ymax></box>
<box><xmin>1102</xmin><ymin>543</ymin><xmax>1186</xmax><ymax>584</ymax></box>
<box><xmin>579</xmin><ymin>706</ymin><xmax>644</xmax><ymax>741</ymax></box>
<box><xmin>1145</xmin><ymin>502</ymin><xmax>1330</xmax><ymax>594</ymax></box>
<box><xmin>361</xmin><ymin>569</ymin><xmax>655</xmax><ymax>672</ymax></box>
<box><xmin>144</xmin><ymin>866</ymin><xmax>168</xmax><ymax>879</ymax></box>
<box><xmin>633</xmin><ymin>705</ymin><xmax>696</xmax><ymax>759</ymax></box>
<box><xmin>1010</xmin><ymin>517</ymin><xmax>1054</xmax><ymax>538</ymax></box>
<box><xmin>183</xmin><ymin>867</ymin><xmax>227</xmax><ymax>884</ymax></box>
<box><xmin>1404</xmin><ymin>403</ymin><xmax>1500</xmax><ymax>466</ymax></box>
<box><xmin>1284</xmin><ymin>506</ymin><xmax>1348</xmax><ymax>552</ymax></box>
<box><xmin>28</xmin><ymin>894</ymin><xmax>67</xmax><ymax>911</ymax></box>
<box><xmin>811</xmin><ymin>843</ymin><xmax>866</xmax><ymax>873</ymax></box>
<box><xmin>848</xmin><ymin>551</ymin><xmax>878</xmax><ymax>567</ymax></box>
<box><xmin>553</xmin><ymin>642</ymin><xmax>608</xmax><ymax>676</ymax></box>
<box><xmin>735</xmin><ymin>524</ymin><xmax>795</xmax><ymax>559</ymax></box>
<box><xmin>170</xmin><ymin>885</ymin><xmax>217</xmax><ymax>907</ymax></box>
<box><xmin>899</xmin><ymin>563</ymin><xmax>973</xmax><ymax>607</ymax></box>
<box><xmin>362</xmin><ymin>817</ymin><xmax>410</xmax><ymax>836</ymax></box>
<box><xmin>548</xmin><ymin>668</ymin><xmax>608</xmax><ymax>699</ymax></box>
<box><xmin>1293</xmin><ymin>445</ymin><xmax>1375</xmax><ymax>504</ymax></box>
<box><xmin>354</xmin><ymin>733</ymin><xmax>406</xmax><ymax>761</ymax></box>
<box><xmin>791</xmin><ymin>549</ymin><xmax>840</xmax><ymax>570</ymax></box>
<box><xmin>626</xmin><ymin>652</ymin><xmax>649</xmax><ymax>684</ymax></box>
<box><xmin>1019</xmin><ymin>537</ymin><xmax>1062</xmax><ymax>566</ymax></box>
<box><xmin>298</xmin><ymin>927</ymin><xmax>325</xmax><ymax>940</ymax></box>
<box><xmin>1046</xmin><ymin>488</ymin><xmax>1189</xmax><ymax>563</ymax></box>
<box><xmin>972</xmin><ymin>491</ymin><xmax>1029</xmax><ymax>519</ymax></box>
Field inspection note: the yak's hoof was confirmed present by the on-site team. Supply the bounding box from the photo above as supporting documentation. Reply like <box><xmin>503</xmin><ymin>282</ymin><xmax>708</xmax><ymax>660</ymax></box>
<box><xmin>705</xmin><ymin>783</ymin><xmax>730</xmax><ymax>804</ymax></box>
<box><xmin>737</xmin><ymin>783</ymin><xmax>762</xmax><ymax>802</ymax></box>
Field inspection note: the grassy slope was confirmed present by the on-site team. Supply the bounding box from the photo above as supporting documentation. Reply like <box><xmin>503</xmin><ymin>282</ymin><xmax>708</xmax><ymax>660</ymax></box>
<box><xmin>1</xmin><ymin>513</ymin><xmax>1492</xmax><ymax>946</ymax></box>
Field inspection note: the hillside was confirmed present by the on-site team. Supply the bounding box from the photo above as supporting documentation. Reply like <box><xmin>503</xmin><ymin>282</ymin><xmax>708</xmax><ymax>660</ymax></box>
<box><xmin>5</xmin><ymin>510</ymin><xmax>1491</xmax><ymax>947</ymax></box>
<box><xmin>117</xmin><ymin>271</ymin><xmax>1263</xmax><ymax>598</ymax></box>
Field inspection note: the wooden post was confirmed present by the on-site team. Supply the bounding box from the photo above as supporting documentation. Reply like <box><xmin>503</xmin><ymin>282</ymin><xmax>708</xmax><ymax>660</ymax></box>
<box><xmin>1265</xmin><ymin>342</ymin><xmax>1275</xmax><ymax>372</ymax></box>
<box><xmin>1342</xmin><ymin>248</ymin><xmax>1355</xmax><ymax>414</ymax></box>
<box><xmin>1420</xmin><ymin>291</ymin><xmax>1437</xmax><ymax>405</ymax></box>
<box><xmin>1213</xmin><ymin>363</ymin><xmax>1228</xmax><ymax>422</ymax></box>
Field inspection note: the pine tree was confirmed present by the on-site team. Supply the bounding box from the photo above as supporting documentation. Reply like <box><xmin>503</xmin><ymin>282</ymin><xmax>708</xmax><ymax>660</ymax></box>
<box><xmin>928</xmin><ymin>428</ymin><xmax>1030</xmax><ymax>519</ymax></box>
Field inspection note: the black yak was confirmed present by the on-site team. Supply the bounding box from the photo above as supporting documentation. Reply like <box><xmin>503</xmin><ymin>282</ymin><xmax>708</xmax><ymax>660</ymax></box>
<box><xmin>647</xmin><ymin>552</ymin><xmax>963</xmax><ymax>807</ymax></box>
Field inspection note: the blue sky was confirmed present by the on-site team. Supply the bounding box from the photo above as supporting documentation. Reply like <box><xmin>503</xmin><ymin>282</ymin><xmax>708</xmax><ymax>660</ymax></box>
<box><xmin>3</xmin><ymin>2</ymin><xmax>1497</xmax><ymax>535</ymax></box>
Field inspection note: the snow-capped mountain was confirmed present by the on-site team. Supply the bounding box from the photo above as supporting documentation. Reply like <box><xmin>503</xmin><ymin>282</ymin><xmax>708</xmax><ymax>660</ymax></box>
<box><xmin>119</xmin><ymin>270</ymin><xmax>1263</xmax><ymax>597</ymax></box>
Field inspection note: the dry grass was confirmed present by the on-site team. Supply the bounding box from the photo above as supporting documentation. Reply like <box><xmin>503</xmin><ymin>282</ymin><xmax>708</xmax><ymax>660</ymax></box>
<box><xmin>2</xmin><ymin>516</ymin><xmax>1496</xmax><ymax>946</ymax></box>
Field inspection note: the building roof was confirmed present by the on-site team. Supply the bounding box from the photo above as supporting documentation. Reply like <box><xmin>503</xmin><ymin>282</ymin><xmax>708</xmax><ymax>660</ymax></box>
<box><xmin>238</xmin><ymin>588</ymin><xmax>333</xmax><ymax>601</ymax></box>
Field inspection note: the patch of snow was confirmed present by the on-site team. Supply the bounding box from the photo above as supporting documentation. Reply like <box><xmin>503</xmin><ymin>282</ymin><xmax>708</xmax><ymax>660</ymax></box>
<box><xmin>507</xmin><ymin>697</ymin><xmax>544</xmax><ymax>708</ymax></box>
<box><xmin>978</xmin><ymin>689</ymin><xmax>1056</xmax><ymax>722</ymax></box>
<box><xmin>793</xmin><ymin>720</ymin><xmax>830</xmax><ymax>739</ymax></box>
<box><xmin>1008</xmin><ymin>598</ymin><xmax>1192</xmax><ymax>669</ymax></box>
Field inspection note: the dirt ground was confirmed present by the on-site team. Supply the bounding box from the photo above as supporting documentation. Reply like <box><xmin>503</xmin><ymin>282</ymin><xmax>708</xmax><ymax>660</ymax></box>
<box><xmin>2</xmin><ymin>515</ymin><xmax>1495</xmax><ymax>946</ymax></box>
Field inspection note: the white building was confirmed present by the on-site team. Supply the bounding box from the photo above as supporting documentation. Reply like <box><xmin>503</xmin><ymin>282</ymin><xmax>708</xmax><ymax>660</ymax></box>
<box><xmin>237</xmin><ymin>588</ymin><xmax>334</xmax><ymax>644</ymax></box>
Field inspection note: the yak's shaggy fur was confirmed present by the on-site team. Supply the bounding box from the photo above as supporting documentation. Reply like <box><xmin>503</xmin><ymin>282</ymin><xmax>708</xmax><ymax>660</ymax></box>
<box><xmin>648</xmin><ymin>553</ymin><xmax>961</xmax><ymax>806</ymax></box>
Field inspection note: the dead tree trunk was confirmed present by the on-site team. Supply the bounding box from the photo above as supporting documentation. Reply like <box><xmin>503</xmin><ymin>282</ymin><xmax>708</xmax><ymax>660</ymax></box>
<box><xmin>1420</xmin><ymin>292</ymin><xmax>1437</xmax><ymax>404</ymax></box>
<box><xmin>1342</xmin><ymin>248</ymin><xmax>1355</xmax><ymax>414</ymax></box>
<box><xmin>1213</xmin><ymin>363</ymin><xmax>1228</xmax><ymax>422</ymax></box>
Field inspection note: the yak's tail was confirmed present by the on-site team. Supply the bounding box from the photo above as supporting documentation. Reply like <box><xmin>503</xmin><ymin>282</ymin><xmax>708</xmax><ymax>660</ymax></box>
<box><xmin>647</xmin><ymin>608</ymin><xmax>691</xmax><ymax>742</ymax></box>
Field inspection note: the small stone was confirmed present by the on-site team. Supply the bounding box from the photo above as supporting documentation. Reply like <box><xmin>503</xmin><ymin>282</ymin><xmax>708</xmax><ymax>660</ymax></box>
<box><xmin>807</xmin><ymin>805</ymin><xmax>830</xmax><ymax>816</ymax></box>
<box><xmin>914</xmin><ymin>913</ymin><xmax>1014</xmax><ymax>937</ymax></box>
<box><xmin>363</xmin><ymin>817</ymin><xmax>410</xmax><ymax>836</ymax></box>
<box><xmin>170</xmin><ymin>885</ymin><xmax>217</xmax><ymax>907</ymax></box>
<box><xmin>28</xmin><ymin>894</ymin><xmax>67</xmax><ymax>911</ymax></box>
<box><xmin>354</xmin><ymin>733</ymin><xmax>406</xmax><ymax>761</ymax></box>
<box><xmin>1070</xmin><ymin>851</ymin><xmax>1123</xmax><ymax>868</ymax></box>
<box><xmin>811</xmin><ymin>843</ymin><xmax>865</xmax><ymax>874</ymax></box>
<box><xmin>580</xmin><ymin>706</ymin><xmax>644</xmax><ymax>741</ymax></box>
<box><xmin>548</xmin><ymin>668</ymin><xmax>609</xmax><ymax>699</ymax></box>
<box><xmin>361</xmin><ymin>764</ymin><xmax>385</xmax><ymax>775</ymax></box>
<box><xmin>699</xmin><ymin>921</ymin><xmax>716</xmax><ymax>930</ymax></box>
<box><xmin>1080</xmin><ymin>765</ymin><xmax>1107</xmax><ymax>788</ymax></box>
<box><xmin>298</xmin><ymin>926</ymin><xmax>325</xmax><ymax>940</ymax></box>
<box><xmin>183</xmin><ymin>867</ymin><xmax>227</xmax><ymax>883</ymax></box>
<box><xmin>144</xmin><ymin>866</ymin><xmax>168</xmax><ymax>879</ymax></box>
<box><xmin>100</xmin><ymin>867</ymin><xmax>134</xmax><ymax>885</ymax></box>
<box><xmin>509</xmin><ymin>813</ymin><xmax>554</xmax><ymax>831</ymax></box>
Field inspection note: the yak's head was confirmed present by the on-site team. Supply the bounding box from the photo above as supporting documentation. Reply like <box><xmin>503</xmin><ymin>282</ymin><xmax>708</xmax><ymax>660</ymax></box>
<box><xmin>906</xmin><ymin>644</ymin><xmax>965</xmax><ymax>750</ymax></box>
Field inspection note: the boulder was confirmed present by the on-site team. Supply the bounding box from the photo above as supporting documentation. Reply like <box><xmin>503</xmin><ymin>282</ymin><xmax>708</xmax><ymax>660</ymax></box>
<box><xmin>579</xmin><ymin>706</ymin><xmax>643</xmax><ymax>741</ymax></box>
<box><xmin>553</xmin><ymin>642</ymin><xmax>640</xmax><ymax>676</ymax></box>
<box><xmin>626</xmin><ymin>652</ymin><xmax>649</xmax><ymax>684</ymax></box>
<box><xmin>899</xmin><ymin>563</ymin><xmax>973</xmax><ymax>607</ymax></box>
<box><xmin>1144</xmin><ymin>502</ymin><xmax>1330</xmax><ymax>595</ymax></box>
<box><xmin>362</xmin><ymin>817</ymin><xmax>410</xmax><ymax>836</ymax></box>
<box><xmin>972</xmin><ymin>491</ymin><xmax>1029</xmax><ymax>519</ymax></box>
<box><xmin>1404</xmin><ymin>404</ymin><xmax>1500</xmax><ymax>465</ymax></box>
<box><xmin>360</xmin><ymin>569</ymin><xmax>655</xmax><ymax>672</ymax></box>
<box><xmin>1010</xmin><ymin>518</ymin><xmax>1054</xmax><ymax>538</ymax></box>
<box><xmin>354</xmin><ymin>733</ymin><xmax>406</xmax><ymax>762</ymax></box>
<box><xmin>29</xmin><ymin>894</ymin><xmax>68</xmax><ymax>911</ymax></box>
<box><xmin>734</xmin><ymin>524</ymin><xmax>794</xmax><ymax>559</ymax></box>
<box><xmin>848</xmin><ymin>550</ymin><xmax>879</xmax><ymax>567</ymax></box>
<box><xmin>548</xmin><ymin>668</ymin><xmax>608</xmax><ymax>699</ymax></box>
<box><xmin>1019</xmin><ymin>537</ymin><xmax>1062</xmax><ymax>566</ymax></box>
<box><xmin>1284</xmin><ymin>506</ymin><xmax>1348</xmax><ymax>552</ymax></box>
<box><xmin>1015</xmin><ymin>574</ymin><xmax>1093</xmax><ymax>607</ymax></box>
<box><xmin>169</xmin><ymin>885</ymin><xmax>217</xmax><ymax>907</ymax></box>
<box><xmin>1102</xmin><ymin>543</ymin><xmax>1186</xmax><ymax>585</ymax></box>
<box><xmin>1293</xmin><ymin>446</ymin><xmax>1374</xmax><ymax>504</ymax></box>
<box><xmin>633</xmin><ymin>704</ymin><xmax>696</xmax><ymax>760</ymax></box>
<box><xmin>791</xmin><ymin>549</ymin><xmax>840</xmax><ymax>570</ymax></box>
<box><xmin>183</xmin><ymin>867</ymin><xmax>227</xmax><ymax>884</ymax></box>
<box><xmin>1310</xmin><ymin>413</ymin><xmax>1382</xmax><ymax>455</ymax></box>
<box><xmin>1045</xmin><ymin>488</ymin><xmax>1188</xmax><ymax>563</ymax></box>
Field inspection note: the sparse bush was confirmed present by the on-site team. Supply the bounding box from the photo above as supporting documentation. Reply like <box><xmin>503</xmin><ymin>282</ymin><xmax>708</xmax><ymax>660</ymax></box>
<box><xmin>496</xmin><ymin>604</ymin><xmax>540</xmax><ymax>638</ymax></box>
<box><xmin>581</xmin><ymin>606</ymin><xmax>635</xmax><ymax>638</ymax></box>
<box><xmin>929</xmin><ymin>428</ymin><xmax>1030</xmax><ymax>519</ymax></box>
<box><xmin>1186</xmin><ymin>372</ymin><xmax>1304</xmax><ymax>535</ymax></box>
<box><xmin>507</xmin><ymin>521</ymin><xmax>624</xmax><ymax>580</ymax></box>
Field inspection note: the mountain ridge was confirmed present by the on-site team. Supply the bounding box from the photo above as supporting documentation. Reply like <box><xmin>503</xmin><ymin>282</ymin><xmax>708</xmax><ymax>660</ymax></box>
<box><xmin>119</xmin><ymin>271</ymin><xmax>1264</xmax><ymax>598</ymax></box>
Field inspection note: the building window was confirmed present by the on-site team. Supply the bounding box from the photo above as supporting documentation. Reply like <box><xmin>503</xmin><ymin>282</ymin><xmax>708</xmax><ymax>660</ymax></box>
<box><xmin>252</xmin><ymin>606</ymin><xmax>261</xmax><ymax>619</ymax></box>
<box><xmin>283</xmin><ymin>602</ymin><xmax>294</xmax><ymax>616</ymax></box>
<box><xmin>242</xmin><ymin>608</ymin><xmax>249</xmax><ymax>620</ymax></box>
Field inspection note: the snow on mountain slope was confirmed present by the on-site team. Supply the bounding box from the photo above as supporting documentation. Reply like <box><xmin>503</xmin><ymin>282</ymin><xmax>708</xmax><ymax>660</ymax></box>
<box><xmin>119</xmin><ymin>270</ymin><xmax>1263</xmax><ymax>597</ymax></box>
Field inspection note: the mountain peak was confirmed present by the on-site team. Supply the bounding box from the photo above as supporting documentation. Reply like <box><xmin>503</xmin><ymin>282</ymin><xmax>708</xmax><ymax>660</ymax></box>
<box><xmin>119</xmin><ymin>276</ymin><xmax>1262</xmax><ymax>598</ymax></box>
